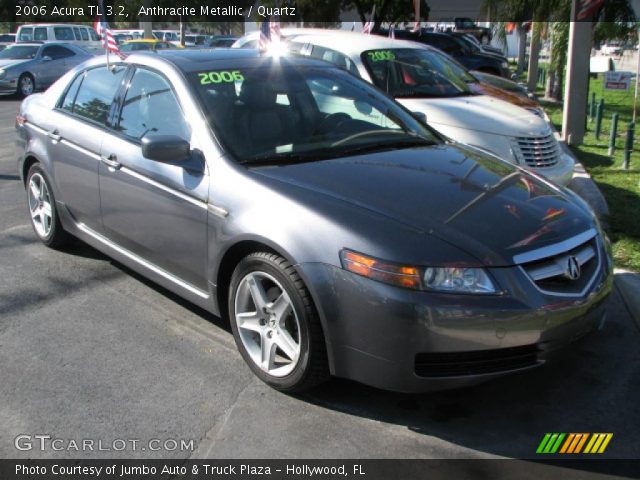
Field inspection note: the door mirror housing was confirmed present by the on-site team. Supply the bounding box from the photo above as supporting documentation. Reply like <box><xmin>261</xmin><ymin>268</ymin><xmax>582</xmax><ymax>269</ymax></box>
<box><xmin>141</xmin><ymin>135</ymin><xmax>190</xmax><ymax>163</ymax></box>
<box><xmin>42</xmin><ymin>55</ymin><xmax>52</xmax><ymax>62</ymax></box>
<box><xmin>412</xmin><ymin>111</ymin><xmax>427</xmax><ymax>124</ymax></box>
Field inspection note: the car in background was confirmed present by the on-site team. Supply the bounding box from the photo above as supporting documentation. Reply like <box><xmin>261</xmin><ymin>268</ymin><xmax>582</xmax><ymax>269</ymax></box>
<box><xmin>0</xmin><ymin>42</ymin><xmax>93</xmax><ymax>96</ymax></box>
<box><xmin>207</xmin><ymin>36</ymin><xmax>239</xmax><ymax>48</ymax></box>
<box><xmin>471</xmin><ymin>70</ymin><xmax>534</xmax><ymax>100</ymax></box>
<box><xmin>382</xmin><ymin>30</ymin><xmax>511</xmax><ymax>78</ymax></box>
<box><xmin>0</xmin><ymin>33</ymin><xmax>16</xmax><ymax>51</ymax></box>
<box><xmin>183</xmin><ymin>35</ymin><xmax>209</xmax><ymax>47</ymax></box>
<box><xmin>450</xmin><ymin>32</ymin><xmax>506</xmax><ymax>61</ymax></box>
<box><xmin>153</xmin><ymin>30</ymin><xmax>181</xmax><ymax>46</ymax></box>
<box><xmin>600</xmin><ymin>42</ymin><xmax>623</xmax><ymax>56</ymax></box>
<box><xmin>436</xmin><ymin>17</ymin><xmax>492</xmax><ymax>44</ymax></box>
<box><xmin>287</xmin><ymin>31</ymin><xmax>574</xmax><ymax>184</ymax></box>
<box><xmin>119</xmin><ymin>40</ymin><xmax>180</xmax><ymax>52</ymax></box>
<box><xmin>16</xmin><ymin>24</ymin><xmax>101</xmax><ymax>48</ymax></box>
<box><xmin>16</xmin><ymin>49</ymin><xmax>612</xmax><ymax>393</ymax></box>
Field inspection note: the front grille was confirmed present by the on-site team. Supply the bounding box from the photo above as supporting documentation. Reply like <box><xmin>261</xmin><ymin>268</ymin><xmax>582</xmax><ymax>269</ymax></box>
<box><xmin>520</xmin><ymin>236</ymin><xmax>600</xmax><ymax>296</ymax></box>
<box><xmin>414</xmin><ymin>345</ymin><xmax>540</xmax><ymax>377</ymax></box>
<box><xmin>512</xmin><ymin>133</ymin><xmax>561</xmax><ymax>168</ymax></box>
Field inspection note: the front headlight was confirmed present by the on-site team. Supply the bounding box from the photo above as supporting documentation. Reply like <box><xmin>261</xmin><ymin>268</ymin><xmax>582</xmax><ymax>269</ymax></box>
<box><xmin>340</xmin><ymin>249</ymin><xmax>497</xmax><ymax>294</ymax></box>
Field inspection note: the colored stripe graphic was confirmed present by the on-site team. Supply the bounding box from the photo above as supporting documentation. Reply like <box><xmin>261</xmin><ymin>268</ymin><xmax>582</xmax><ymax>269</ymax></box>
<box><xmin>538</xmin><ymin>433</ymin><xmax>613</xmax><ymax>454</ymax></box>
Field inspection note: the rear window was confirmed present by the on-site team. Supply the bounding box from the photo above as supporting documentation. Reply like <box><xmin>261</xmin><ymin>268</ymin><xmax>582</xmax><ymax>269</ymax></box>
<box><xmin>63</xmin><ymin>66</ymin><xmax>126</xmax><ymax>125</ymax></box>
<box><xmin>34</xmin><ymin>27</ymin><xmax>48</xmax><ymax>41</ymax></box>
<box><xmin>79</xmin><ymin>28</ymin><xmax>89</xmax><ymax>41</ymax></box>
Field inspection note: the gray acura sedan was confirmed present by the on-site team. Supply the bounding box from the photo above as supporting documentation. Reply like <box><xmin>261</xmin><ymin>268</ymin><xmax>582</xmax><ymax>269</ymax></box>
<box><xmin>16</xmin><ymin>50</ymin><xmax>613</xmax><ymax>393</ymax></box>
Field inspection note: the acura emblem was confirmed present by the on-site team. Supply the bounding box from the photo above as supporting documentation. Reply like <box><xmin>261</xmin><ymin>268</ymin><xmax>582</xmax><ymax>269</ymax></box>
<box><xmin>565</xmin><ymin>256</ymin><xmax>581</xmax><ymax>280</ymax></box>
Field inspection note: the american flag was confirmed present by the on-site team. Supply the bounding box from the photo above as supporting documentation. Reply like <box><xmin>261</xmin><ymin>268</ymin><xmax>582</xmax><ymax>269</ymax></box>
<box><xmin>93</xmin><ymin>0</ymin><xmax>120</xmax><ymax>55</ymax></box>
<box><xmin>362</xmin><ymin>4</ymin><xmax>376</xmax><ymax>35</ymax></box>
<box><xmin>258</xmin><ymin>16</ymin><xmax>281</xmax><ymax>50</ymax></box>
<box><xmin>576</xmin><ymin>0</ymin><xmax>604</xmax><ymax>20</ymax></box>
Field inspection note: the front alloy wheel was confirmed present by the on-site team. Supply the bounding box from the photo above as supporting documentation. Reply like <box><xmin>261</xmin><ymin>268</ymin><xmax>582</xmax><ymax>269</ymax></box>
<box><xmin>26</xmin><ymin>164</ymin><xmax>70</xmax><ymax>248</ymax></box>
<box><xmin>229</xmin><ymin>252</ymin><xmax>328</xmax><ymax>392</ymax></box>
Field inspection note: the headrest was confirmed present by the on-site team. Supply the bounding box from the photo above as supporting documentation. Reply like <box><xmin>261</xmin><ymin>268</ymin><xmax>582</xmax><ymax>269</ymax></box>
<box><xmin>239</xmin><ymin>80</ymin><xmax>277</xmax><ymax>109</ymax></box>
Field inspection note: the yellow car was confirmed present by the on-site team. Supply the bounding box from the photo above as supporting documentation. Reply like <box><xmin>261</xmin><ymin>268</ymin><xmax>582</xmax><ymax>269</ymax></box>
<box><xmin>119</xmin><ymin>39</ymin><xmax>182</xmax><ymax>52</ymax></box>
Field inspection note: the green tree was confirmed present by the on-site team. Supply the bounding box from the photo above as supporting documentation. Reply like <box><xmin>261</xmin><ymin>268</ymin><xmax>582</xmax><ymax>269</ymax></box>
<box><xmin>340</xmin><ymin>0</ymin><xmax>429</xmax><ymax>31</ymax></box>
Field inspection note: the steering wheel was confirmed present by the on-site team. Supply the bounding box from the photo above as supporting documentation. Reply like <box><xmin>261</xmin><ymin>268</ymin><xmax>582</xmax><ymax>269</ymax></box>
<box><xmin>313</xmin><ymin>113</ymin><xmax>351</xmax><ymax>136</ymax></box>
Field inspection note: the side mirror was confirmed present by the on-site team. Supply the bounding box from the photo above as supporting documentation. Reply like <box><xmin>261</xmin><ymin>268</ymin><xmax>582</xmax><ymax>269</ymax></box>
<box><xmin>141</xmin><ymin>135</ymin><xmax>190</xmax><ymax>163</ymax></box>
<box><xmin>42</xmin><ymin>55</ymin><xmax>52</xmax><ymax>62</ymax></box>
<box><xmin>412</xmin><ymin>111</ymin><xmax>427</xmax><ymax>124</ymax></box>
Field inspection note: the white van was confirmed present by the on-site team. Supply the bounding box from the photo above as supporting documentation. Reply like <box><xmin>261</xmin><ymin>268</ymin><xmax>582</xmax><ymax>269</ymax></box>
<box><xmin>16</xmin><ymin>24</ymin><xmax>101</xmax><ymax>47</ymax></box>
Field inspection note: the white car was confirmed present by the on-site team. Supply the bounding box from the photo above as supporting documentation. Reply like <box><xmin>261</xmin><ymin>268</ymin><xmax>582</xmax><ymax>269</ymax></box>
<box><xmin>600</xmin><ymin>42</ymin><xmax>623</xmax><ymax>56</ymax></box>
<box><xmin>278</xmin><ymin>31</ymin><xmax>574</xmax><ymax>185</ymax></box>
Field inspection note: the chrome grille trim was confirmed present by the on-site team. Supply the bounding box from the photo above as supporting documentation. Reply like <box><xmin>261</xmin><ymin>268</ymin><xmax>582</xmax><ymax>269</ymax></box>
<box><xmin>525</xmin><ymin>244</ymin><xmax>595</xmax><ymax>281</ymax></box>
<box><xmin>511</xmin><ymin>132</ymin><xmax>561</xmax><ymax>168</ymax></box>
<box><xmin>512</xmin><ymin>229</ymin><xmax>597</xmax><ymax>264</ymax></box>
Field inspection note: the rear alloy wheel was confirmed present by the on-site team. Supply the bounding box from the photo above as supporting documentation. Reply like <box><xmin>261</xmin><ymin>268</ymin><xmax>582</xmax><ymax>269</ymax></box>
<box><xmin>229</xmin><ymin>252</ymin><xmax>328</xmax><ymax>392</ymax></box>
<box><xmin>18</xmin><ymin>74</ymin><xmax>34</xmax><ymax>97</ymax></box>
<box><xmin>26</xmin><ymin>164</ymin><xmax>70</xmax><ymax>248</ymax></box>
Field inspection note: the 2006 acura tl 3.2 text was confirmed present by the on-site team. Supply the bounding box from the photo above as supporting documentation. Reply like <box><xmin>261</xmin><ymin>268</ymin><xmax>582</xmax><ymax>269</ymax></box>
<box><xmin>15</xmin><ymin>49</ymin><xmax>613</xmax><ymax>393</ymax></box>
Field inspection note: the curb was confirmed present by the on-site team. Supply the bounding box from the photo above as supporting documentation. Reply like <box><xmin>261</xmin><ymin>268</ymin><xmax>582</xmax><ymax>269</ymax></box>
<box><xmin>614</xmin><ymin>269</ymin><xmax>640</xmax><ymax>330</ymax></box>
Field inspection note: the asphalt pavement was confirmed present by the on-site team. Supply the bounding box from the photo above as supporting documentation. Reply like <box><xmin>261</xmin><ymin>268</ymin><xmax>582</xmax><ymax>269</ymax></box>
<box><xmin>1</xmin><ymin>95</ymin><xmax>639</xmax><ymax>463</ymax></box>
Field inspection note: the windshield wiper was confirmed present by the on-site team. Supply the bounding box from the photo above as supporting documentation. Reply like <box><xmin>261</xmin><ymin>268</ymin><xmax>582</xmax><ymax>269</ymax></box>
<box><xmin>238</xmin><ymin>151</ymin><xmax>332</xmax><ymax>166</ymax></box>
<box><xmin>332</xmin><ymin>137</ymin><xmax>436</xmax><ymax>158</ymax></box>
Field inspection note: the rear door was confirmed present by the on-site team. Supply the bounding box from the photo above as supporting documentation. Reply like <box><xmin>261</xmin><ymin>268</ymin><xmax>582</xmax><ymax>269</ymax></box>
<box><xmin>45</xmin><ymin>65</ymin><xmax>127</xmax><ymax>230</ymax></box>
<box><xmin>98</xmin><ymin>66</ymin><xmax>209</xmax><ymax>290</ymax></box>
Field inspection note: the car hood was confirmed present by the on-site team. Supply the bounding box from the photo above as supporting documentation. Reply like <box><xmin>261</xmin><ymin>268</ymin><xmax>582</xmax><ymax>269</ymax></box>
<box><xmin>397</xmin><ymin>94</ymin><xmax>548</xmax><ymax>137</ymax></box>
<box><xmin>468</xmin><ymin>82</ymin><xmax>538</xmax><ymax>108</ymax></box>
<box><xmin>0</xmin><ymin>59</ymin><xmax>30</xmax><ymax>69</ymax></box>
<box><xmin>251</xmin><ymin>145</ymin><xmax>593</xmax><ymax>266</ymax></box>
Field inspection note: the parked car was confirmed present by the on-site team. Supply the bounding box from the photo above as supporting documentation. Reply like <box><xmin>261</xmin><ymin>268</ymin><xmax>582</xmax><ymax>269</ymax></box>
<box><xmin>458</xmin><ymin>32</ymin><xmax>504</xmax><ymax>56</ymax></box>
<box><xmin>0</xmin><ymin>42</ymin><xmax>93</xmax><ymax>96</ymax></box>
<box><xmin>119</xmin><ymin>39</ymin><xmax>180</xmax><ymax>52</ymax></box>
<box><xmin>16</xmin><ymin>24</ymin><xmax>101</xmax><ymax>48</ymax></box>
<box><xmin>16</xmin><ymin>49</ymin><xmax>612</xmax><ymax>393</ymax></box>
<box><xmin>449</xmin><ymin>32</ymin><xmax>507</xmax><ymax>61</ymax></box>
<box><xmin>207</xmin><ymin>36</ymin><xmax>239</xmax><ymax>48</ymax></box>
<box><xmin>600</xmin><ymin>42</ymin><xmax>623</xmax><ymax>56</ymax></box>
<box><xmin>287</xmin><ymin>31</ymin><xmax>573</xmax><ymax>184</ymax></box>
<box><xmin>436</xmin><ymin>17</ymin><xmax>492</xmax><ymax>44</ymax></box>
<box><xmin>471</xmin><ymin>70</ymin><xmax>534</xmax><ymax>99</ymax></box>
<box><xmin>182</xmin><ymin>35</ymin><xmax>208</xmax><ymax>47</ymax></box>
<box><xmin>0</xmin><ymin>33</ymin><xmax>16</xmax><ymax>51</ymax></box>
<box><xmin>382</xmin><ymin>30</ymin><xmax>511</xmax><ymax>77</ymax></box>
<box><xmin>153</xmin><ymin>30</ymin><xmax>181</xmax><ymax>46</ymax></box>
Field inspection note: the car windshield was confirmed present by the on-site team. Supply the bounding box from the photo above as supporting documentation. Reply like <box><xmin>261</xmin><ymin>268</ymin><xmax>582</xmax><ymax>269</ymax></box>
<box><xmin>0</xmin><ymin>45</ymin><xmax>38</xmax><ymax>59</ymax></box>
<box><xmin>361</xmin><ymin>48</ymin><xmax>474</xmax><ymax>98</ymax></box>
<box><xmin>191</xmin><ymin>62</ymin><xmax>438</xmax><ymax>165</ymax></box>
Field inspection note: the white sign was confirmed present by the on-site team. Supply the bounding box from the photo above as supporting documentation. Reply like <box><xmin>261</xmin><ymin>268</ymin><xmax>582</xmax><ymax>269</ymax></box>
<box><xmin>605</xmin><ymin>71</ymin><xmax>632</xmax><ymax>90</ymax></box>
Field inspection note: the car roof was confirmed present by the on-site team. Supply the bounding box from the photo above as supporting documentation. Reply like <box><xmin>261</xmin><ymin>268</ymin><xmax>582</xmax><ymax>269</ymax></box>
<box><xmin>286</xmin><ymin>30</ymin><xmax>437</xmax><ymax>56</ymax></box>
<box><xmin>132</xmin><ymin>48</ymin><xmax>333</xmax><ymax>72</ymax></box>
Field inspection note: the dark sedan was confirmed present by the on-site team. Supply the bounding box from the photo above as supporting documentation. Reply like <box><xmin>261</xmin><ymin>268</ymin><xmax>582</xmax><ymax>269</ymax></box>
<box><xmin>16</xmin><ymin>50</ymin><xmax>612</xmax><ymax>393</ymax></box>
<box><xmin>382</xmin><ymin>30</ymin><xmax>511</xmax><ymax>78</ymax></box>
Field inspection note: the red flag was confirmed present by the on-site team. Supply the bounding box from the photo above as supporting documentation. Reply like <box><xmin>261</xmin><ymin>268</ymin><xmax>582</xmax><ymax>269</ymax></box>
<box><xmin>576</xmin><ymin>0</ymin><xmax>604</xmax><ymax>20</ymax></box>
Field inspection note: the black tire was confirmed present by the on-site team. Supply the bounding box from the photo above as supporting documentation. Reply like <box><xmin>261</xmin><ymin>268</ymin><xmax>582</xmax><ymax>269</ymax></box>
<box><xmin>228</xmin><ymin>252</ymin><xmax>329</xmax><ymax>392</ymax></box>
<box><xmin>17</xmin><ymin>73</ymin><xmax>35</xmax><ymax>98</ymax></box>
<box><xmin>26</xmin><ymin>164</ymin><xmax>71</xmax><ymax>248</ymax></box>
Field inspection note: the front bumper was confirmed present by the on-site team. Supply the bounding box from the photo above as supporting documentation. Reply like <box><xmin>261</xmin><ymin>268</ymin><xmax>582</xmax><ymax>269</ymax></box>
<box><xmin>299</xmin><ymin>250</ymin><xmax>612</xmax><ymax>393</ymax></box>
<box><xmin>528</xmin><ymin>152</ymin><xmax>575</xmax><ymax>186</ymax></box>
<box><xmin>0</xmin><ymin>77</ymin><xmax>18</xmax><ymax>93</ymax></box>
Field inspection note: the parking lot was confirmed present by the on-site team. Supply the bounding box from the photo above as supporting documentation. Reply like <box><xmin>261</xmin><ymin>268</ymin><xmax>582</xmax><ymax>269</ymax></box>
<box><xmin>0</xmin><ymin>95</ymin><xmax>639</xmax><ymax>461</ymax></box>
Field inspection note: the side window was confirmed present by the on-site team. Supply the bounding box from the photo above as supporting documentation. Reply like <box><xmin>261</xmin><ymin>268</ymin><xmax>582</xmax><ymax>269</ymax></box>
<box><xmin>89</xmin><ymin>29</ymin><xmax>100</xmax><ymax>41</ymax></box>
<box><xmin>73</xmin><ymin>27</ymin><xmax>81</xmax><ymax>40</ymax></box>
<box><xmin>43</xmin><ymin>45</ymin><xmax>75</xmax><ymax>60</ymax></box>
<box><xmin>34</xmin><ymin>27</ymin><xmax>48</xmax><ymax>41</ymax></box>
<box><xmin>309</xmin><ymin>46</ymin><xmax>360</xmax><ymax>77</ymax></box>
<box><xmin>80</xmin><ymin>28</ymin><xmax>89</xmax><ymax>41</ymax></box>
<box><xmin>54</xmin><ymin>27</ymin><xmax>75</xmax><ymax>41</ymax></box>
<box><xmin>117</xmin><ymin>69</ymin><xmax>190</xmax><ymax>141</ymax></box>
<box><xmin>60</xmin><ymin>73</ymin><xmax>84</xmax><ymax>112</ymax></box>
<box><xmin>70</xmin><ymin>66</ymin><xmax>126</xmax><ymax>124</ymax></box>
<box><xmin>18</xmin><ymin>27</ymin><xmax>33</xmax><ymax>42</ymax></box>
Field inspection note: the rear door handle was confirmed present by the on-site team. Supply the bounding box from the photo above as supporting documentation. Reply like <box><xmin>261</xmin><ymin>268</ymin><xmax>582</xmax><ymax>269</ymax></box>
<box><xmin>47</xmin><ymin>130</ymin><xmax>61</xmax><ymax>142</ymax></box>
<box><xmin>100</xmin><ymin>154</ymin><xmax>121</xmax><ymax>170</ymax></box>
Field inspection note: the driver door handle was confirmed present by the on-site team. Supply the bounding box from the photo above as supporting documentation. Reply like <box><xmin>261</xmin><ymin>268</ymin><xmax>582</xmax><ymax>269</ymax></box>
<box><xmin>100</xmin><ymin>154</ymin><xmax>121</xmax><ymax>170</ymax></box>
<box><xmin>47</xmin><ymin>130</ymin><xmax>61</xmax><ymax>142</ymax></box>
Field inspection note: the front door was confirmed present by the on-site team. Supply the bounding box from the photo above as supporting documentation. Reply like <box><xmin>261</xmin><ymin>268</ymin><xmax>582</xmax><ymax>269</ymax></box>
<box><xmin>98</xmin><ymin>67</ymin><xmax>209</xmax><ymax>290</ymax></box>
